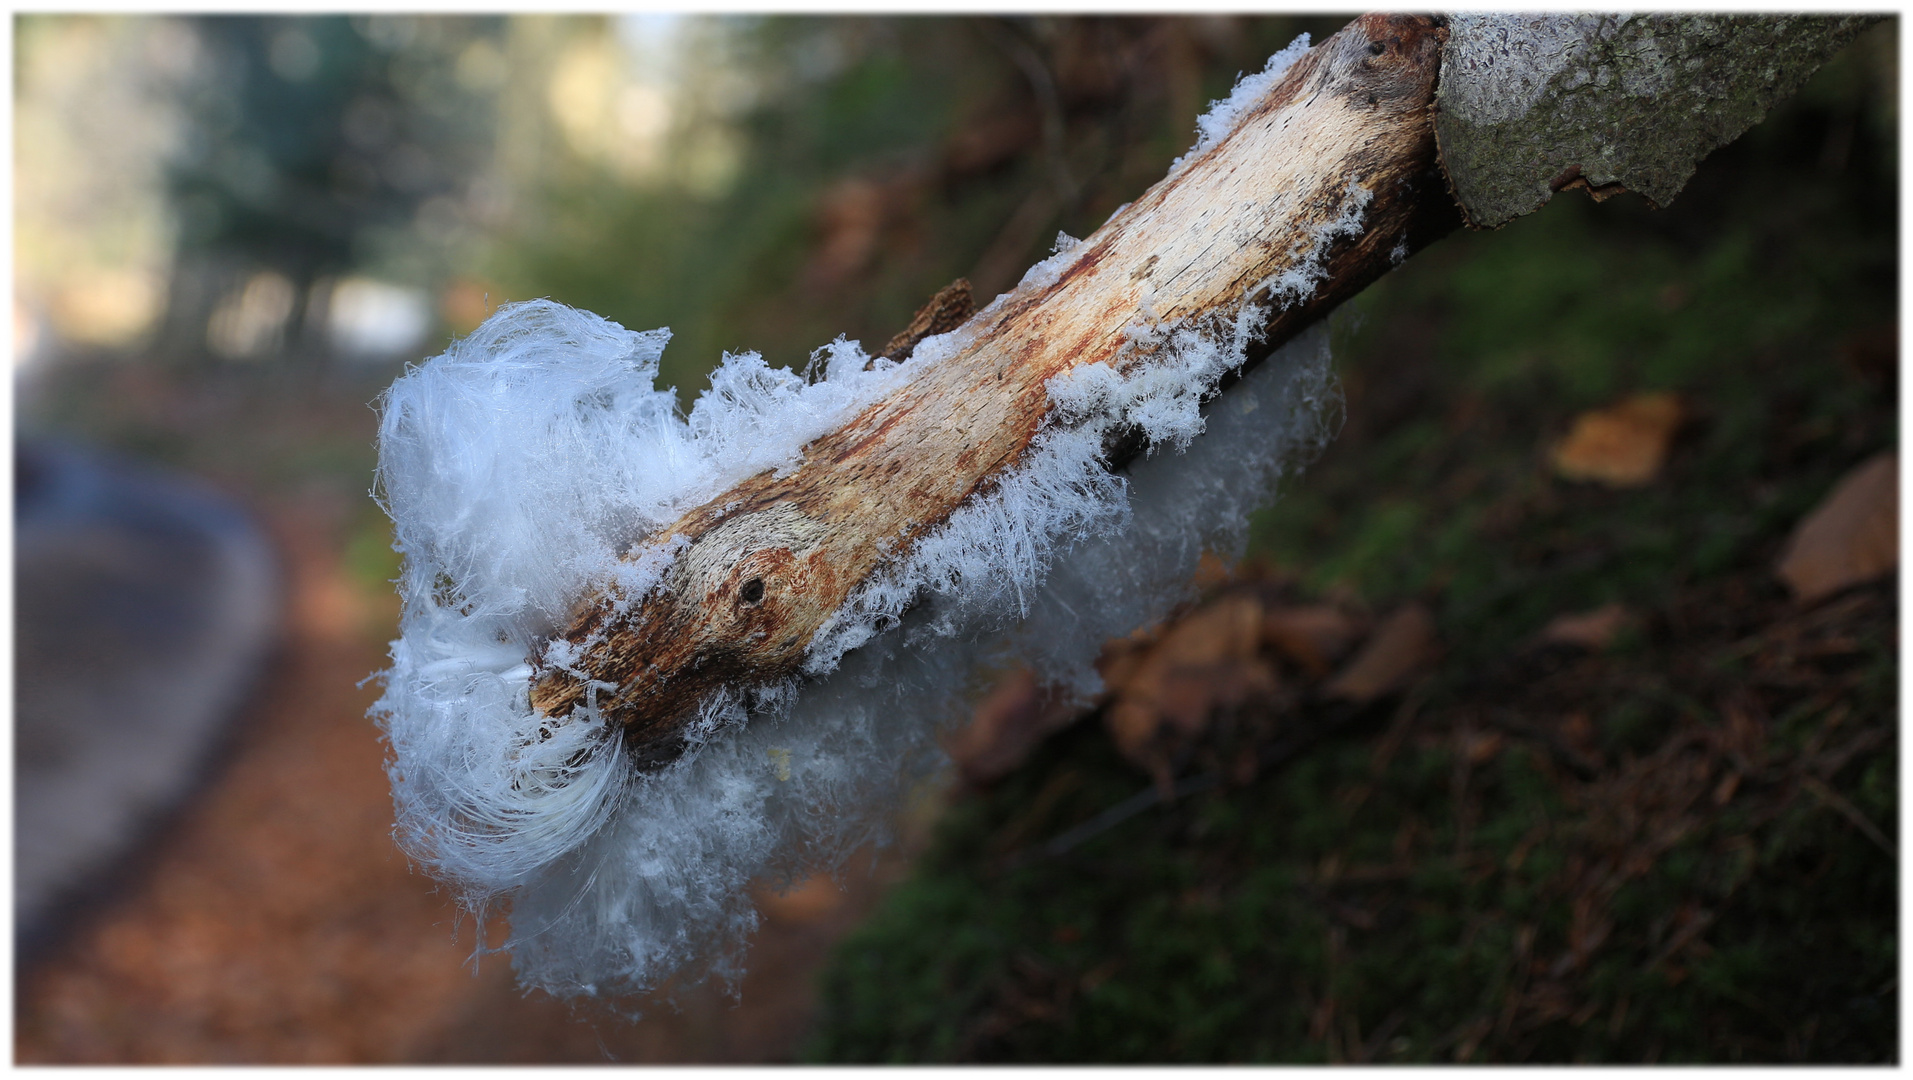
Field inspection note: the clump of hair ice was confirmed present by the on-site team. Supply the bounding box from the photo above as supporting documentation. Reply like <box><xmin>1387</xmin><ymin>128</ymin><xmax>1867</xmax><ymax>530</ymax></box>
<box><xmin>371</xmin><ymin>34</ymin><xmax>1347</xmax><ymax>1004</ymax></box>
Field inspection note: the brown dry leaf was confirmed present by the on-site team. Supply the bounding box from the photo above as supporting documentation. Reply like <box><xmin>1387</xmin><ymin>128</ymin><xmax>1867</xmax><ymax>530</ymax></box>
<box><xmin>1191</xmin><ymin>550</ymin><xmax>1234</xmax><ymax>589</ymax></box>
<box><xmin>1558</xmin><ymin>710</ymin><xmax>1598</xmax><ymax>756</ymax></box>
<box><xmin>1550</xmin><ymin>391</ymin><xmax>1686</xmax><ymax>488</ymax></box>
<box><xmin>1774</xmin><ymin>450</ymin><xmax>1898</xmax><ymax>604</ymax></box>
<box><xmin>1322</xmin><ymin>603</ymin><xmax>1437</xmax><ymax>704</ymax></box>
<box><xmin>944</xmin><ymin>667</ymin><xmax>1081</xmax><ymax>786</ymax></box>
<box><xmin>1102</xmin><ymin>593</ymin><xmax>1277</xmax><ymax>783</ymax></box>
<box><xmin>752</xmin><ymin>873</ymin><xmax>848</xmax><ymax>927</ymax></box>
<box><xmin>1262</xmin><ymin>603</ymin><xmax>1362</xmax><ymax>676</ymax></box>
<box><xmin>1095</xmin><ymin>620</ymin><xmax>1166</xmax><ymax>694</ymax></box>
<box><xmin>1464</xmin><ymin>729</ymin><xmax>1507</xmax><ymax>765</ymax></box>
<box><xmin>1538</xmin><ymin>602</ymin><xmax>1633</xmax><ymax>651</ymax></box>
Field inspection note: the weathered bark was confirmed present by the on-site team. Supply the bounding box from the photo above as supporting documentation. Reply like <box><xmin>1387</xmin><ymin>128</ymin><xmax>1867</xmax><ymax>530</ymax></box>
<box><xmin>530</xmin><ymin>14</ymin><xmax>1457</xmax><ymax>767</ymax></box>
<box><xmin>1436</xmin><ymin>13</ymin><xmax>1882</xmax><ymax>228</ymax></box>
<box><xmin>878</xmin><ymin>278</ymin><xmax>976</xmax><ymax>362</ymax></box>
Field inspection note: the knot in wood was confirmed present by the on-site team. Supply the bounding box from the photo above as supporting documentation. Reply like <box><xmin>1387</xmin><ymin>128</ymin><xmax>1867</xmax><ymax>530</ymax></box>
<box><xmin>529</xmin><ymin>501</ymin><xmax>836</xmax><ymax>769</ymax></box>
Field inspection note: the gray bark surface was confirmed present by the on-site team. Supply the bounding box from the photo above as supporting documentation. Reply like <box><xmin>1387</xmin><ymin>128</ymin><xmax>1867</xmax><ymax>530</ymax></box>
<box><xmin>1437</xmin><ymin>13</ymin><xmax>1880</xmax><ymax>228</ymax></box>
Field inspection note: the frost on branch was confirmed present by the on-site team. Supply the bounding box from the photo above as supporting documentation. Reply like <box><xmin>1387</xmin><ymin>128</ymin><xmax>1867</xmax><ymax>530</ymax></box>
<box><xmin>371</xmin><ymin>294</ymin><xmax>1337</xmax><ymax>999</ymax></box>
<box><xmin>369</xmin><ymin>26</ymin><xmax>1381</xmax><ymax>1001</ymax></box>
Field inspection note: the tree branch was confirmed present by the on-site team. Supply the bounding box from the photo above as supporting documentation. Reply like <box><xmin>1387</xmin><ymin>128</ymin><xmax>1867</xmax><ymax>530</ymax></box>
<box><xmin>528</xmin><ymin>14</ymin><xmax>1455</xmax><ymax>767</ymax></box>
<box><xmin>525</xmin><ymin>12</ymin><xmax>1873</xmax><ymax>771</ymax></box>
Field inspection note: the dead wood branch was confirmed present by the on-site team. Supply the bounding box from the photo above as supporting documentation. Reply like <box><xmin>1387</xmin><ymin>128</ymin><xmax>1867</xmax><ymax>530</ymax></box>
<box><xmin>529</xmin><ymin>14</ymin><xmax>1457</xmax><ymax>767</ymax></box>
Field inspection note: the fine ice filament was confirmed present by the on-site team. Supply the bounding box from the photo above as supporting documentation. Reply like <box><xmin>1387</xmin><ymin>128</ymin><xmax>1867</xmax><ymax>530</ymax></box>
<box><xmin>371</xmin><ymin>34</ymin><xmax>1350</xmax><ymax>1000</ymax></box>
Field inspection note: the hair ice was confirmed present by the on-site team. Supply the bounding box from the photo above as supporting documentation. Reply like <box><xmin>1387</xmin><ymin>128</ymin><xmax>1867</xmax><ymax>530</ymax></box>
<box><xmin>372</xmin><ymin>304</ymin><xmax>1341</xmax><ymax>1000</ymax></box>
<box><xmin>371</xmin><ymin>35</ymin><xmax>1363</xmax><ymax>1000</ymax></box>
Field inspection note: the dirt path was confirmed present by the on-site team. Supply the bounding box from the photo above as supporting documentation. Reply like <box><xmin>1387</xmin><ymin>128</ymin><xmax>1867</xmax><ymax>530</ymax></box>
<box><xmin>15</xmin><ymin>496</ymin><xmax>908</xmax><ymax>1064</ymax></box>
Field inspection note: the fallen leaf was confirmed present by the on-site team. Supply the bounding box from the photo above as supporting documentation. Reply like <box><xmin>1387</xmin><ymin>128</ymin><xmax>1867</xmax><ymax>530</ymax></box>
<box><xmin>1103</xmin><ymin>593</ymin><xmax>1278</xmax><ymax>786</ymax></box>
<box><xmin>752</xmin><ymin>873</ymin><xmax>847</xmax><ymax>926</ymax></box>
<box><xmin>1262</xmin><ymin>603</ymin><xmax>1362</xmax><ymax>676</ymax></box>
<box><xmin>1093</xmin><ymin>623</ymin><xmax>1161</xmax><ymax>701</ymax></box>
<box><xmin>1537</xmin><ymin>602</ymin><xmax>1633</xmax><ymax>651</ymax></box>
<box><xmin>944</xmin><ymin>667</ymin><xmax>1081</xmax><ymax>786</ymax></box>
<box><xmin>1322</xmin><ymin>603</ymin><xmax>1437</xmax><ymax>704</ymax></box>
<box><xmin>1551</xmin><ymin>392</ymin><xmax>1685</xmax><ymax>488</ymax></box>
<box><xmin>1774</xmin><ymin>450</ymin><xmax>1897</xmax><ymax>604</ymax></box>
<box><xmin>1464</xmin><ymin>729</ymin><xmax>1506</xmax><ymax>765</ymax></box>
<box><xmin>1558</xmin><ymin>711</ymin><xmax>1597</xmax><ymax>754</ymax></box>
<box><xmin>1191</xmin><ymin>550</ymin><xmax>1234</xmax><ymax>589</ymax></box>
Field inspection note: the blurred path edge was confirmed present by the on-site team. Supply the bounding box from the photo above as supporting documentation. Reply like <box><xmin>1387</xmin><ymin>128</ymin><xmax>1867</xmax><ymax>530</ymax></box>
<box><xmin>14</xmin><ymin>439</ymin><xmax>281</xmax><ymax>956</ymax></box>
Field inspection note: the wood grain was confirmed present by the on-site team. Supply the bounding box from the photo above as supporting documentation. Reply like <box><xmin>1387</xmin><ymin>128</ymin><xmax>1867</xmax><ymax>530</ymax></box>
<box><xmin>531</xmin><ymin>14</ymin><xmax>1459</xmax><ymax>768</ymax></box>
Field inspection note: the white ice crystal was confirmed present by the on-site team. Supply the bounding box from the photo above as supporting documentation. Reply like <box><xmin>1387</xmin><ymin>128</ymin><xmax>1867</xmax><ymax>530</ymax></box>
<box><xmin>373</xmin><ymin>308</ymin><xmax>1341</xmax><ymax>1001</ymax></box>
<box><xmin>373</xmin><ymin>305</ymin><xmax>920</xmax><ymax>897</ymax></box>
<box><xmin>1169</xmin><ymin>32</ymin><xmax>1313</xmax><ymax>176</ymax></box>
<box><xmin>371</xmin><ymin>34</ymin><xmax>1361</xmax><ymax>1003</ymax></box>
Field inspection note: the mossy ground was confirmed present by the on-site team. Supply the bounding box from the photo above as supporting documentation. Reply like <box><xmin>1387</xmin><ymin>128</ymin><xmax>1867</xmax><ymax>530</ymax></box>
<box><xmin>802</xmin><ymin>37</ymin><xmax>1897</xmax><ymax>1064</ymax></box>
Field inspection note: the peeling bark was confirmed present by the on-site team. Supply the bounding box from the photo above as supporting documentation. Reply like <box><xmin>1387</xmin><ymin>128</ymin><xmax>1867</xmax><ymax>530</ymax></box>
<box><xmin>530</xmin><ymin>14</ymin><xmax>1457</xmax><ymax>767</ymax></box>
<box><xmin>879</xmin><ymin>278</ymin><xmax>976</xmax><ymax>362</ymax></box>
